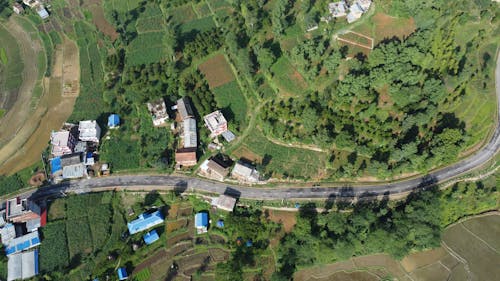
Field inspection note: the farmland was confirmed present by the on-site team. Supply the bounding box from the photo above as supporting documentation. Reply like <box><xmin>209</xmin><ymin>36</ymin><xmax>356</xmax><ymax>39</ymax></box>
<box><xmin>213</xmin><ymin>81</ymin><xmax>247</xmax><ymax>130</ymax></box>
<box><xmin>198</xmin><ymin>54</ymin><xmax>235</xmax><ymax>89</ymax></box>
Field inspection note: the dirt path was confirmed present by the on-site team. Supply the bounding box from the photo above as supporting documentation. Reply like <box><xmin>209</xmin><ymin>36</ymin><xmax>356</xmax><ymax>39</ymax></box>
<box><xmin>0</xmin><ymin>36</ymin><xmax>79</xmax><ymax>175</ymax></box>
<box><xmin>0</xmin><ymin>16</ymin><xmax>41</xmax><ymax>147</ymax></box>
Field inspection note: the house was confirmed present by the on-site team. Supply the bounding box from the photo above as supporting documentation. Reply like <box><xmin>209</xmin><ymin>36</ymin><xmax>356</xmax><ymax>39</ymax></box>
<box><xmin>194</xmin><ymin>212</ymin><xmax>208</xmax><ymax>234</ymax></box>
<box><xmin>117</xmin><ymin>267</ymin><xmax>128</xmax><ymax>280</ymax></box>
<box><xmin>231</xmin><ymin>162</ymin><xmax>260</xmax><ymax>183</ymax></box>
<box><xmin>127</xmin><ymin>210</ymin><xmax>164</xmax><ymax>235</ymax></box>
<box><xmin>79</xmin><ymin>120</ymin><xmax>101</xmax><ymax>143</ymax></box>
<box><xmin>211</xmin><ymin>195</ymin><xmax>237</xmax><ymax>212</ymax></box>
<box><xmin>36</xmin><ymin>5</ymin><xmax>49</xmax><ymax>19</ymax></box>
<box><xmin>25</xmin><ymin>217</ymin><xmax>41</xmax><ymax>233</ymax></box>
<box><xmin>50</xmin><ymin>130</ymin><xmax>77</xmax><ymax>156</ymax></box>
<box><xmin>182</xmin><ymin>118</ymin><xmax>197</xmax><ymax>148</ymax></box>
<box><xmin>200</xmin><ymin>159</ymin><xmax>229</xmax><ymax>181</ymax></box>
<box><xmin>147</xmin><ymin>98</ymin><xmax>169</xmax><ymax>126</ymax></box>
<box><xmin>357</xmin><ymin>0</ymin><xmax>372</xmax><ymax>11</ymax></box>
<box><xmin>22</xmin><ymin>0</ymin><xmax>38</xmax><ymax>8</ymax></box>
<box><xmin>5</xmin><ymin>230</ymin><xmax>41</xmax><ymax>256</ymax></box>
<box><xmin>328</xmin><ymin>1</ymin><xmax>347</xmax><ymax>17</ymax></box>
<box><xmin>176</xmin><ymin>97</ymin><xmax>194</xmax><ymax>121</ymax></box>
<box><xmin>1</xmin><ymin>223</ymin><xmax>16</xmax><ymax>245</ymax></box>
<box><xmin>221</xmin><ymin>130</ymin><xmax>236</xmax><ymax>142</ymax></box>
<box><xmin>175</xmin><ymin>148</ymin><xmax>197</xmax><ymax>167</ymax></box>
<box><xmin>203</xmin><ymin>111</ymin><xmax>228</xmax><ymax>137</ymax></box>
<box><xmin>216</xmin><ymin>220</ymin><xmax>224</xmax><ymax>228</ymax></box>
<box><xmin>346</xmin><ymin>2</ymin><xmax>363</xmax><ymax>23</ymax></box>
<box><xmin>143</xmin><ymin>229</ymin><xmax>159</xmax><ymax>245</ymax></box>
<box><xmin>6</xmin><ymin>198</ymin><xmax>40</xmax><ymax>223</ymax></box>
<box><xmin>73</xmin><ymin>141</ymin><xmax>87</xmax><ymax>153</ymax></box>
<box><xmin>7</xmin><ymin>250</ymin><xmax>39</xmax><ymax>281</ymax></box>
<box><xmin>12</xmin><ymin>3</ymin><xmax>24</xmax><ymax>14</ymax></box>
<box><xmin>61</xmin><ymin>153</ymin><xmax>86</xmax><ymax>179</ymax></box>
<box><xmin>108</xmin><ymin>114</ymin><xmax>120</xmax><ymax>128</ymax></box>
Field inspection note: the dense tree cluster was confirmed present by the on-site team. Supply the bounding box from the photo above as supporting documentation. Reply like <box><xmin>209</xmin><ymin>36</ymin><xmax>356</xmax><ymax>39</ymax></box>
<box><xmin>273</xmin><ymin>188</ymin><xmax>442</xmax><ymax>280</ymax></box>
<box><xmin>261</xmin><ymin>27</ymin><xmax>467</xmax><ymax>176</ymax></box>
<box><xmin>181</xmin><ymin>29</ymin><xmax>223</xmax><ymax>60</ymax></box>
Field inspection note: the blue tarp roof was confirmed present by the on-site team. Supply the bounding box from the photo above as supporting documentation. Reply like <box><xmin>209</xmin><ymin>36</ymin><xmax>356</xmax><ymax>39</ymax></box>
<box><xmin>246</xmin><ymin>240</ymin><xmax>253</xmax><ymax>247</ymax></box>
<box><xmin>143</xmin><ymin>229</ymin><xmax>160</xmax><ymax>245</ymax></box>
<box><xmin>216</xmin><ymin>220</ymin><xmax>224</xmax><ymax>228</ymax></box>
<box><xmin>51</xmin><ymin>157</ymin><xmax>62</xmax><ymax>174</ymax></box>
<box><xmin>117</xmin><ymin>267</ymin><xmax>128</xmax><ymax>280</ymax></box>
<box><xmin>108</xmin><ymin>114</ymin><xmax>120</xmax><ymax>127</ymax></box>
<box><xmin>5</xmin><ymin>231</ymin><xmax>41</xmax><ymax>256</ymax></box>
<box><xmin>127</xmin><ymin>211</ymin><xmax>164</xmax><ymax>235</ymax></box>
<box><xmin>195</xmin><ymin>212</ymin><xmax>208</xmax><ymax>228</ymax></box>
<box><xmin>37</xmin><ymin>8</ymin><xmax>49</xmax><ymax>19</ymax></box>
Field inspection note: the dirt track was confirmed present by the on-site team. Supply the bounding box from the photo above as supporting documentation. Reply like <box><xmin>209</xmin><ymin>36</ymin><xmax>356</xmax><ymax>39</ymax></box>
<box><xmin>0</xmin><ymin>16</ymin><xmax>41</xmax><ymax>147</ymax></box>
<box><xmin>0</xmin><ymin>35</ymin><xmax>79</xmax><ymax>175</ymax></box>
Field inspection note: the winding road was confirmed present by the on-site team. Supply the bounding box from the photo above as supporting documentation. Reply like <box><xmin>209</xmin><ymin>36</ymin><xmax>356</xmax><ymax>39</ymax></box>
<box><xmin>29</xmin><ymin>53</ymin><xmax>500</xmax><ymax>201</ymax></box>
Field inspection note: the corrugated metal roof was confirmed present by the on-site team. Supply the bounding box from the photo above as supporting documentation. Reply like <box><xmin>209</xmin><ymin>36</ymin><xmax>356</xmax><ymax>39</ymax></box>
<box><xmin>108</xmin><ymin>114</ymin><xmax>120</xmax><ymax>127</ymax></box>
<box><xmin>177</xmin><ymin>97</ymin><xmax>194</xmax><ymax>120</ymax></box>
<box><xmin>143</xmin><ymin>229</ymin><xmax>159</xmax><ymax>245</ymax></box>
<box><xmin>183</xmin><ymin>118</ymin><xmax>197</xmax><ymax>148</ymax></box>
<box><xmin>117</xmin><ymin>267</ymin><xmax>128</xmax><ymax>280</ymax></box>
<box><xmin>127</xmin><ymin>211</ymin><xmax>164</xmax><ymax>235</ymax></box>
<box><xmin>5</xmin><ymin>231</ymin><xmax>40</xmax><ymax>256</ymax></box>
<box><xmin>195</xmin><ymin>212</ymin><xmax>208</xmax><ymax>227</ymax></box>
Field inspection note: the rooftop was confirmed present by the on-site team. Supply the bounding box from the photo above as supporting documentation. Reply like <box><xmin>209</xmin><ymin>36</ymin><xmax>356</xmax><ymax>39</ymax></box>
<box><xmin>5</xmin><ymin>231</ymin><xmax>41</xmax><ymax>256</ymax></box>
<box><xmin>183</xmin><ymin>118</ymin><xmax>197</xmax><ymax>148</ymax></box>
<box><xmin>211</xmin><ymin>195</ymin><xmax>236</xmax><ymax>212</ymax></box>
<box><xmin>177</xmin><ymin>97</ymin><xmax>194</xmax><ymax>120</ymax></box>
<box><xmin>78</xmin><ymin>120</ymin><xmax>101</xmax><ymax>142</ymax></box>
<box><xmin>7</xmin><ymin>249</ymin><xmax>38</xmax><ymax>281</ymax></box>
<box><xmin>175</xmin><ymin>148</ymin><xmax>197</xmax><ymax>166</ymax></box>
<box><xmin>127</xmin><ymin>211</ymin><xmax>164</xmax><ymax>235</ymax></box>
<box><xmin>147</xmin><ymin>99</ymin><xmax>168</xmax><ymax>120</ymax></box>
<box><xmin>108</xmin><ymin>114</ymin><xmax>120</xmax><ymax>128</ymax></box>
<box><xmin>203</xmin><ymin>111</ymin><xmax>228</xmax><ymax>135</ymax></box>
<box><xmin>232</xmin><ymin>162</ymin><xmax>260</xmax><ymax>182</ymax></box>
<box><xmin>143</xmin><ymin>229</ymin><xmax>160</xmax><ymax>245</ymax></box>
<box><xmin>195</xmin><ymin>212</ymin><xmax>208</xmax><ymax>228</ymax></box>
<box><xmin>117</xmin><ymin>267</ymin><xmax>128</xmax><ymax>281</ymax></box>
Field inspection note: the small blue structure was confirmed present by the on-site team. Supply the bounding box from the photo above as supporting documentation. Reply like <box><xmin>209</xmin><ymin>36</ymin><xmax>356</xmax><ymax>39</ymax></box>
<box><xmin>246</xmin><ymin>240</ymin><xmax>253</xmax><ymax>247</ymax></box>
<box><xmin>108</xmin><ymin>114</ymin><xmax>120</xmax><ymax>128</ymax></box>
<box><xmin>36</xmin><ymin>7</ymin><xmax>49</xmax><ymax>19</ymax></box>
<box><xmin>127</xmin><ymin>211</ymin><xmax>164</xmax><ymax>235</ymax></box>
<box><xmin>5</xmin><ymin>231</ymin><xmax>41</xmax><ymax>256</ymax></box>
<box><xmin>143</xmin><ymin>229</ymin><xmax>159</xmax><ymax>245</ymax></box>
<box><xmin>216</xmin><ymin>220</ymin><xmax>224</xmax><ymax>228</ymax></box>
<box><xmin>195</xmin><ymin>212</ymin><xmax>209</xmax><ymax>233</ymax></box>
<box><xmin>117</xmin><ymin>267</ymin><xmax>128</xmax><ymax>280</ymax></box>
<box><xmin>295</xmin><ymin>203</ymin><xmax>300</xmax><ymax>209</ymax></box>
<box><xmin>51</xmin><ymin>157</ymin><xmax>62</xmax><ymax>174</ymax></box>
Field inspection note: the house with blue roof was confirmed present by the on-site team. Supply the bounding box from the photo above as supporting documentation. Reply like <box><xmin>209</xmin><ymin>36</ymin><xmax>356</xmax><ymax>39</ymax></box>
<box><xmin>5</xmin><ymin>231</ymin><xmax>41</xmax><ymax>256</ymax></box>
<box><xmin>143</xmin><ymin>229</ymin><xmax>159</xmax><ymax>245</ymax></box>
<box><xmin>117</xmin><ymin>267</ymin><xmax>128</xmax><ymax>280</ymax></box>
<box><xmin>127</xmin><ymin>211</ymin><xmax>164</xmax><ymax>235</ymax></box>
<box><xmin>195</xmin><ymin>212</ymin><xmax>209</xmax><ymax>234</ymax></box>
<box><xmin>108</xmin><ymin>114</ymin><xmax>120</xmax><ymax>128</ymax></box>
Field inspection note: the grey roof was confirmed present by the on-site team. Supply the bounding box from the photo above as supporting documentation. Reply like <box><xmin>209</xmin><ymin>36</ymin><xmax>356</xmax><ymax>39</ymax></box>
<box><xmin>8</xmin><ymin>250</ymin><xmax>38</xmax><ymax>281</ymax></box>
<box><xmin>211</xmin><ymin>195</ymin><xmax>236</xmax><ymax>212</ymax></box>
<box><xmin>177</xmin><ymin>98</ymin><xmax>194</xmax><ymax>120</ymax></box>
<box><xmin>222</xmin><ymin>130</ymin><xmax>236</xmax><ymax>142</ymax></box>
<box><xmin>26</xmin><ymin>218</ymin><xmax>41</xmax><ymax>233</ymax></box>
<box><xmin>232</xmin><ymin>162</ymin><xmax>260</xmax><ymax>182</ymax></box>
<box><xmin>62</xmin><ymin>163</ymin><xmax>86</xmax><ymax>179</ymax></box>
<box><xmin>74</xmin><ymin>142</ymin><xmax>87</xmax><ymax>153</ymax></box>
<box><xmin>183</xmin><ymin>118</ymin><xmax>197</xmax><ymax>148</ymax></box>
<box><xmin>61</xmin><ymin>153</ymin><xmax>83</xmax><ymax>167</ymax></box>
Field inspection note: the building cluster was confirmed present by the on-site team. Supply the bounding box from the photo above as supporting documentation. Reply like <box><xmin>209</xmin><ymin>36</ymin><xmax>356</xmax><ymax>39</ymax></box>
<box><xmin>327</xmin><ymin>0</ymin><xmax>372</xmax><ymax>23</ymax></box>
<box><xmin>199</xmin><ymin>158</ymin><xmax>261</xmax><ymax>183</ymax></box>
<box><xmin>0</xmin><ymin>197</ymin><xmax>46</xmax><ymax>281</ymax></box>
<box><xmin>50</xmin><ymin>120</ymin><xmax>108</xmax><ymax>182</ymax></box>
<box><xmin>13</xmin><ymin>0</ymin><xmax>50</xmax><ymax>19</ymax></box>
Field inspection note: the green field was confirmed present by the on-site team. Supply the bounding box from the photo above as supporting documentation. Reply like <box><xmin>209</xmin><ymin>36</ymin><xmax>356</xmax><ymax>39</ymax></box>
<box><xmin>179</xmin><ymin>16</ymin><xmax>216</xmax><ymax>34</ymax></box>
<box><xmin>213</xmin><ymin>81</ymin><xmax>247</xmax><ymax>130</ymax></box>
<box><xmin>0</xmin><ymin>48</ymin><xmax>7</xmax><ymax>64</ymax></box>
<box><xmin>270</xmin><ymin>56</ymin><xmax>308</xmax><ymax>96</ymax></box>
<box><xmin>0</xmin><ymin>25</ymin><xmax>23</xmax><ymax>93</ymax></box>
<box><xmin>126</xmin><ymin>32</ymin><xmax>169</xmax><ymax>65</ymax></box>
<box><xmin>235</xmin><ymin>128</ymin><xmax>327</xmax><ymax>179</ymax></box>
<box><xmin>39</xmin><ymin>221</ymin><xmax>70</xmax><ymax>272</ymax></box>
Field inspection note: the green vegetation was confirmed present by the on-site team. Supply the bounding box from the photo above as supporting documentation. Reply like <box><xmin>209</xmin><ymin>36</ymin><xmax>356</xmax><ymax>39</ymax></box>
<box><xmin>213</xmin><ymin>81</ymin><xmax>247</xmax><ymax>130</ymax></box>
<box><xmin>0</xmin><ymin>47</ymin><xmax>7</xmax><ymax>64</ymax></box>
<box><xmin>39</xmin><ymin>221</ymin><xmax>69</xmax><ymax>272</ymax></box>
<box><xmin>0</xmin><ymin>25</ymin><xmax>23</xmax><ymax>95</ymax></box>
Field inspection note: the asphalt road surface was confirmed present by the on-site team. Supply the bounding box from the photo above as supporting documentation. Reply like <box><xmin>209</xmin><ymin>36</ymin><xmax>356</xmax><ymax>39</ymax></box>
<box><xmin>29</xmin><ymin>54</ymin><xmax>500</xmax><ymax>201</ymax></box>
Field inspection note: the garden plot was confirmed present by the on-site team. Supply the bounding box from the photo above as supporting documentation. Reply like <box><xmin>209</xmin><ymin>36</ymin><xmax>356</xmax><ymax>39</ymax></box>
<box><xmin>198</xmin><ymin>54</ymin><xmax>235</xmax><ymax>88</ymax></box>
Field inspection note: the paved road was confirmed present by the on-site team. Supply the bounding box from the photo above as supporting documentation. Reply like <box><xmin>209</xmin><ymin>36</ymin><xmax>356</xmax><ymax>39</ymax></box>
<box><xmin>29</xmin><ymin>54</ymin><xmax>500</xmax><ymax>201</ymax></box>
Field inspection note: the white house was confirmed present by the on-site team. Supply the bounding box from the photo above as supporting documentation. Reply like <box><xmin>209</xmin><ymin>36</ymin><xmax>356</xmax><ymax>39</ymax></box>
<box><xmin>78</xmin><ymin>120</ymin><xmax>101</xmax><ymax>143</ymax></box>
<box><xmin>231</xmin><ymin>162</ymin><xmax>260</xmax><ymax>183</ymax></box>
<box><xmin>328</xmin><ymin>1</ymin><xmax>347</xmax><ymax>17</ymax></box>
<box><xmin>203</xmin><ymin>110</ymin><xmax>228</xmax><ymax>137</ymax></box>
<box><xmin>147</xmin><ymin>98</ymin><xmax>169</xmax><ymax>126</ymax></box>
<box><xmin>50</xmin><ymin>130</ymin><xmax>77</xmax><ymax>156</ymax></box>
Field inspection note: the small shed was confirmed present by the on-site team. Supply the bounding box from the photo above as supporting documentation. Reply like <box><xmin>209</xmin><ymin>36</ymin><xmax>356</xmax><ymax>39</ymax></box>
<box><xmin>194</xmin><ymin>212</ymin><xmax>209</xmax><ymax>234</ymax></box>
<box><xmin>143</xmin><ymin>230</ymin><xmax>159</xmax><ymax>245</ymax></box>
<box><xmin>117</xmin><ymin>267</ymin><xmax>128</xmax><ymax>280</ymax></box>
<box><xmin>216</xmin><ymin>220</ymin><xmax>224</xmax><ymax>228</ymax></box>
<box><xmin>246</xmin><ymin>240</ymin><xmax>253</xmax><ymax>247</ymax></box>
<box><xmin>50</xmin><ymin>157</ymin><xmax>62</xmax><ymax>174</ymax></box>
<box><xmin>108</xmin><ymin>114</ymin><xmax>120</xmax><ymax>128</ymax></box>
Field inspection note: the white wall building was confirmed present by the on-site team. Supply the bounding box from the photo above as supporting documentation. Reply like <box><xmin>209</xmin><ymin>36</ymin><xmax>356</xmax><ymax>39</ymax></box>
<box><xmin>78</xmin><ymin>120</ymin><xmax>101</xmax><ymax>143</ymax></box>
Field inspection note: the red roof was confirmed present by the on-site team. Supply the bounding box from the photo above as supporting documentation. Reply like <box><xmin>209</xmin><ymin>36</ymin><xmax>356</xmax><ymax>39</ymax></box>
<box><xmin>40</xmin><ymin>208</ymin><xmax>47</xmax><ymax>227</ymax></box>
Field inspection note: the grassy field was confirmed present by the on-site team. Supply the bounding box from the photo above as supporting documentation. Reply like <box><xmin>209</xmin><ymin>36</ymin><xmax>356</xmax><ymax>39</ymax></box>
<box><xmin>270</xmin><ymin>56</ymin><xmax>308</xmax><ymax>97</ymax></box>
<box><xmin>0</xmin><ymin>25</ymin><xmax>23</xmax><ymax>100</ymax></box>
<box><xmin>39</xmin><ymin>221</ymin><xmax>70</xmax><ymax>272</ymax></box>
<box><xmin>213</xmin><ymin>81</ymin><xmax>247</xmax><ymax>129</ymax></box>
<box><xmin>233</xmin><ymin>128</ymin><xmax>328</xmax><ymax>179</ymax></box>
<box><xmin>126</xmin><ymin>32</ymin><xmax>169</xmax><ymax>65</ymax></box>
<box><xmin>198</xmin><ymin>54</ymin><xmax>235</xmax><ymax>88</ymax></box>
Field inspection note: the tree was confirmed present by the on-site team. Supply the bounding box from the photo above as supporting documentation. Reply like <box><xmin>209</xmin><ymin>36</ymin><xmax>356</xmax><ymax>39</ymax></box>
<box><xmin>255</xmin><ymin>47</ymin><xmax>276</xmax><ymax>71</ymax></box>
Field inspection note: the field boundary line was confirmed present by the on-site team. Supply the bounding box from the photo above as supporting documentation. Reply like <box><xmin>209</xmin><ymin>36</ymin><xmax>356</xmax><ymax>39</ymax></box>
<box><xmin>441</xmin><ymin>241</ymin><xmax>473</xmax><ymax>281</ymax></box>
<box><xmin>459</xmin><ymin>223</ymin><xmax>500</xmax><ymax>255</ymax></box>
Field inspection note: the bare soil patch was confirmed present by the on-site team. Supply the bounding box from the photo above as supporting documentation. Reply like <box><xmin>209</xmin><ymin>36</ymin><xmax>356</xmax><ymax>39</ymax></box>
<box><xmin>401</xmin><ymin>247</ymin><xmax>448</xmax><ymax>272</ymax></box>
<box><xmin>88</xmin><ymin>5</ymin><xmax>119</xmax><ymax>41</ymax></box>
<box><xmin>167</xmin><ymin>231</ymin><xmax>191</xmax><ymax>246</ymax></box>
<box><xmin>29</xmin><ymin>172</ymin><xmax>46</xmax><ymax>187</ymax></box>
<box><xmin>232</xmin><ymin>145</ymin><xmax>263</xmax><ymax>162</ymax></box>
<box><xmin>267</xmin><ymin>210</ymin><xmax>296</xmax><ymax>233</ymax></box>
<box><xmin>198</xmin><ymin>54</ymin><xmax>235</xmax><ymax>88</ymax></box>
<box><xmin>166</xmin><ymin>218</ymin><xmax>188</xmax><ymax>234</ymax></box>
<box><xmin>372</xmin><ymin>13</ymin><xmax>416</xmax><ymax>43</ymax></box>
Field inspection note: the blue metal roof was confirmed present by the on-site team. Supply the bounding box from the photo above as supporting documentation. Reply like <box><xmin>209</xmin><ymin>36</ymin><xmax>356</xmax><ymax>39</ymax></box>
<box><xmin>195</xmin><ymin>212</ymin><xmax>208</xmax><ymax>227</ymax></box>
<box><xmin>34</xmin><ymin>249</ymin><xmax>39</xmax><ymax>274</ymax></box>
<box><xmin>108</xmin><ymin>114</ymin><xmax>120</xmax><ymax>127</ymax></box>
<box><xmin>117</xmin><ymin>267</ymin><xmax>128</xmax><ymax>280</ymax></box>
<box><xmin>143</xmin><ymin>229</ymin><xmax>159</xmax><ymax>245</ymax></box>
<box><xmin>51</xmin><ymin>157</ymin><xmax>62</xmax><ymax>174</ymax></box>
<box><xmin>127</xmin><ymin>211</ymin><xmax>164</xmax><ymax>234</ymax></box>
<box><xmin>37</xmin><ymin>8</ymin><xmax>49</xmax><ymax>19</ymax></box>
<box><xmin>6</xmin><ymin>231</ymin><xmax>41</xmax><ymax>255</ymax></box>
<box><xmin>246</xmin><ymin>240</ymin><xmax>253</xmax><ymax>247</ymax></box>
